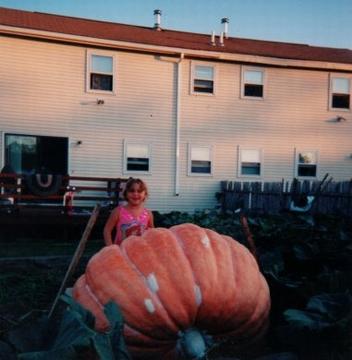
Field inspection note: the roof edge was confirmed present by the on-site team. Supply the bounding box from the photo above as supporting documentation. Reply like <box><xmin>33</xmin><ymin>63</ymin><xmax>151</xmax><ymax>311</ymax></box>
<box><xmin>2</xmin><ymin>6</ymin><xmax>350</xmax><ymax>52</ymax></box>
<box><xmin>1</xmin><ymin>24</ymin><xmax>352</xmax><ymax>72</ymax></box>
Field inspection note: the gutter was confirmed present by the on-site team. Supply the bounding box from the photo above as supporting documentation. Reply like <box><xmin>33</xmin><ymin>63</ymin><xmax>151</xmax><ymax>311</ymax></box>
<box><xmin>175</xmin><ymin>53</ymin><xmax>184</xmax><ymax>196</ymax></box>
<box><xmin>156</xmin><ymin>53</ymin><xmax>184</xmax><ymax>196</ymax></box>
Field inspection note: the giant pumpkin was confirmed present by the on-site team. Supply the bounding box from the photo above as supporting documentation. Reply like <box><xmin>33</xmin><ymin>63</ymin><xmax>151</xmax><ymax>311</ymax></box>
<box><xmin>72</xmin><ymin>223</ymin><xmax>270</xmax><ymax>359</ymax></box>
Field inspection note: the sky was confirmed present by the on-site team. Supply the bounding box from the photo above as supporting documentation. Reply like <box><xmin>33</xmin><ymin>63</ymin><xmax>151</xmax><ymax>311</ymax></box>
<box><xmin>0</xmin><ymin>0</ymin><xmax>351</xmax><ymax>49</ymax></box>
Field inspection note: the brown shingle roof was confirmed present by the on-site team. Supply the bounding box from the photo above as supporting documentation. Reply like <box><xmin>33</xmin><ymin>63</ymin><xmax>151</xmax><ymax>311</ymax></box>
<box><xmin>1</xmin><ymin>6</ymin><xmax>352</xmax><ymax>65</ymax></box>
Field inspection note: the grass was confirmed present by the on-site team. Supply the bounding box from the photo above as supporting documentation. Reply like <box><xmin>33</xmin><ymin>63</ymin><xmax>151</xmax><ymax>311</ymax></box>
<box><xmin>0</xmin><ymin>234</ymin><xmax>103</xmax><ymax>326</ymax></box>
<box><xmin>0</xmin><ymin>269</ymin><xmax>62</xmax><ymax>309</ymax></box>
<box><xmin>0</xmin><ymin>237</ymin><xmax>104</xmax><ymax>258</ymax></box>
<box><xmin>0</xmin><ymin>257</ymin><xmax>92</xmax><ymax>332</ymax></box>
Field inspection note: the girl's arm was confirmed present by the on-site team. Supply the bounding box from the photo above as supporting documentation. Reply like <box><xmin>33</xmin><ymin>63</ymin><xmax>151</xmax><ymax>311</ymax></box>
<box><xmin>103</xmin><ymin>207</ymin><xmax>120</xmax><ymax>246</ymax></box>
<box><xmin>148</xmin><ymin>209</ymin><xmax>155</xmax><ymax>228</ymax></box>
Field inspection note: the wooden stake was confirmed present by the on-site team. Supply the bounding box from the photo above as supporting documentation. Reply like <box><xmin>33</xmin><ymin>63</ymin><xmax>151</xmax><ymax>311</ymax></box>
<box><xmin>48</xmin><ymin>204</ymin><xmax>101</xmax><ymax>318</ymax></box>
<box><xmin>240</xmin><ymin>213</ymin><xmax>258</xmax><ymax>263</ymax></box>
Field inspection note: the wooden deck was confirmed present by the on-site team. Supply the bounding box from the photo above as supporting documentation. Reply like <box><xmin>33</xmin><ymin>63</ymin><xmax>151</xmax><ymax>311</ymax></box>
<box><xmin>0</xmin><ymin>173</ymin><xmax>128</xmax><ymax>239</ymax></box>
<box><xmin>0</xmin><ymin>173</ymin><xmax>127</xmax><ymax>205</ymax></box>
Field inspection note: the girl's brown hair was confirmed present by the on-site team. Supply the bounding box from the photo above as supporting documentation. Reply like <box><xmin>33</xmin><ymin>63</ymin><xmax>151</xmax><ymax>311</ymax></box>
<box><xmin>123</xmin><ymin>178</ymin><xmax>149</xmax><ymax>200</ymax></box>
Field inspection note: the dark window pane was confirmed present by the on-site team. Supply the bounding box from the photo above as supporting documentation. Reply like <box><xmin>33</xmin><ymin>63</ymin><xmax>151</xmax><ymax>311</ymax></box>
<box><xmin>244</xmin><ymin>84</ymin><xmax>263</xmax><ymax>97</ymax></box>
<box><xmin>5</xmin><ymin>134</ymin><xmax>68</xmax><ymax>175</ymax></box>
<box><xmin>242</xmin><ymin>162</ymin><xmax>260</xmax><ymax>175</ymax></box>
<box><xmin>332</xmin><ymin>94</ymin><xmax>350</xmax><ymax>109</ymax></box>
<box><xmin>298</xmin><ymin>165</ymin><xmax>316</xmax><ymax>177</ymax></box>
<box><xmin>194</xmin><ymin>79</ymin><xmax>214</xmax><ymax>93</ymax></box>
<box><xmin>191</xmin><ymin>160</ymin><xmax>211</xmax><ymax>174</ymax></box>
<box><xmin>127</xmin><ymin>158</ymin><xmax>149</xmax><ymax>171</ymax></box>
<box><xmin>90</xmin><ymin>73</ymin><xmax>113</xmax><ymax>91</ymax></box>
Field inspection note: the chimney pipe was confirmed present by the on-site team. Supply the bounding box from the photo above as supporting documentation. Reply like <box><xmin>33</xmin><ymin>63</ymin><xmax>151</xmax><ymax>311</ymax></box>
<box><xmin>154</xmin><ymin>9</ymin><xmax>162</xmax><ymax>30</ymax></box>
<box><xmin>221</xmin><ymin>17</ymin><xmax>229</xmax><ymax>38</ymax></box>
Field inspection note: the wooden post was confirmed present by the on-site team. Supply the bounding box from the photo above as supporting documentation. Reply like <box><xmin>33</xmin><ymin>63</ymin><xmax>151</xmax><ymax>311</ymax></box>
<box><xmin>243</xmin><ymin>182</ymin><xmax>251</xmax><ymax>211</ymax></box>
<box><xmin>48</xmin><ymin>204</ymin><xmax>101</xmax><ymax>318</ymax></box>
<box><xmin>240</xmin><ymin>214</ymin><xmax>258</xmax><ymax>263</ymax></box>
<box><xmin>220</xmin><ymin>181</ymin><xmax>228</xmax><ymax>213</ymax></box>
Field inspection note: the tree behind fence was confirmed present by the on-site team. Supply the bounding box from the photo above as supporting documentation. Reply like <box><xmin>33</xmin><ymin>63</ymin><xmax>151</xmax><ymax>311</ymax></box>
<box><xmin>220</xmin><ymin>180</ymin><xmax>352</xmax><ymax>217</ymax></box>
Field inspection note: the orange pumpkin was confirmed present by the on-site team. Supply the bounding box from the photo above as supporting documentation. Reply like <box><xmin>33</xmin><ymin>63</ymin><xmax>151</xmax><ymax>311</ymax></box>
<box><xmin>72</xmin><ymin>223</ymin><xmax>270</xmax><ymax>359</ymax></box>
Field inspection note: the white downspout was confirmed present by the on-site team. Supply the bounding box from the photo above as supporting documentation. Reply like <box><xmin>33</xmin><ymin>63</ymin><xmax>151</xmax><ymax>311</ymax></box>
<box><xmin>175</xmin><ymin>53</ymin><xmax>184</xmax><ymax>196</ymax></box>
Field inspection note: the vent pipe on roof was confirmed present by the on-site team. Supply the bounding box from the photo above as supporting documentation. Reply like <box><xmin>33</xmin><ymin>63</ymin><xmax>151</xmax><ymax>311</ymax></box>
<box><xmin>221</xmin><ymin>17</ymin><xmax>229</xmax><ymax>38</ymax></box>
<box><xmin>154</xmin><ymin>9</ymin><xmax>162</xmax><ymax>30</ymax></box>
<box><xmin>211</xmin><ymin>31</ymin><xmax>216</xmax><ymax>46</ymax></box>
<box><xmin>219</xmin><ymin>32</ymin><xmax>224</xmax><ymax>46</ymax></box>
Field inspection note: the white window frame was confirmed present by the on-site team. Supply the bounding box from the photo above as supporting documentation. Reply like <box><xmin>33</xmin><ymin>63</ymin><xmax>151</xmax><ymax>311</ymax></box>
<box><xmin>123</xmin><ymin>141</ymin><xmax>152</xmax><ymax>175</ymax></box>
<box><xmin>238</xmin><ymin>147</ymin><xmax>263</xmax><ymax>178</ymax></box>
<box><xmin>329</xmin><ymin>74</ymin><xmax>351</xmax><ymax>111</ymax></box>
<box><xmin>86</xmin><ymin>49</ymin><xmax>117</xmax><ymax>94</ymax></box>
<box><xmin>241</xmin><ymin>66</ymin><xmax>265</xmax><ymax>100</ymax></box>
<box><xmin>295</xmin><ymin>149</ymin><xmax>319</xmax><ymax>179</ymax></box>
<box><xmin>190</xmin><ymin>62</ymin><xmax>216</xmax><ymax>96</ymax></box>
<box><xmin>188</xmin><ymin>144</ymin><xmax>213</xmax><ymax>176</ymax></box>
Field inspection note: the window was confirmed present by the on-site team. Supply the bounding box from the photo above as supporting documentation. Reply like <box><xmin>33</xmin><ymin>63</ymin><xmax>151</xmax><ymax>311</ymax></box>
<box><xmin>242</xmin><ymin>68</ymin><xmax>264</xmax><ymax>98</ymax></box>
<box><xmin>4</xmin><ymin>134</ymin><xmax>68</xmax><ymax>175</ymax></box>
<box><xmin>87</xmin><ymin>50</ymin><xmax>115</xmax><ymax>92</ymax></box>
<box><xmin>295</xmin><ymin>150</ymin><xmax>318</xmax><ymax>178</ymax></box>
<box><xmin>124</xmin><ymin>142</ymin><xmax>151</xmax><ymax>173</ymax></box>
<box><xmin>239</xmin><ymin>148</ymin><xmax>262</xmax><ymax>176</ymax></box>
<box><xmin>192</xmin><ymin>64</ymin><xmax>215</xmax><ymax>94</ymax></box>
<box><xmin>188</xmin><ymin>145</ymin><xmax>212</xmax><ymax>175</ymax></box>
<box><xmin>330</xmin><ymin>77</ymin><xmax>350</xmax><ymax>110</ymax></box>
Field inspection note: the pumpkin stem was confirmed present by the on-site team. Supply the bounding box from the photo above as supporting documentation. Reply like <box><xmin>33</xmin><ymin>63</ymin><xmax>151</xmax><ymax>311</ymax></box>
<box><xmin>176</xmin><ymin>328</ymin><xmax>213</xmax><ymax>359</ymax></box>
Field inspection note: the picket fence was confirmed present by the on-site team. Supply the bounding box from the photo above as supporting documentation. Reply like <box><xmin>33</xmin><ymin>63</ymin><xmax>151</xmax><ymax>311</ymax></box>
<box><xmin>219</xmin><ymin>178</ymin><xmax>352</xmax><ymax>216</ymax></box>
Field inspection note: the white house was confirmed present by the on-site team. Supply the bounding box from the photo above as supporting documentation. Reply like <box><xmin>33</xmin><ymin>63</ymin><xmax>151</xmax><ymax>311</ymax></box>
<box><xmin>0</xmin><ymin>7</ymin><xmax>351</xmax><ymax>212</ymax></box>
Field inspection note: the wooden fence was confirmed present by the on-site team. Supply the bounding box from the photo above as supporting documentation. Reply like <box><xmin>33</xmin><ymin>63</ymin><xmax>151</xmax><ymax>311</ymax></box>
<box><xmin>219</xmin><ymin>178</ymin><xmax>352</xmax><ymax>216</ymax></box>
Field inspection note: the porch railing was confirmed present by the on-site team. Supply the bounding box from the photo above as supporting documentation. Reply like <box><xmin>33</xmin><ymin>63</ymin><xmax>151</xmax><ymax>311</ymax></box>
<box><xmin>0</xmin><ymin>173</ymin><xmax>128</xmax><ymax>210</ymax></box>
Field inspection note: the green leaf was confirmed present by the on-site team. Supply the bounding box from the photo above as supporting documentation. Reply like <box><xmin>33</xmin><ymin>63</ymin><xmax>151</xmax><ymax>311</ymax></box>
<box><xmin>260</xmin><ymin>249</ymin><xmax>285</xmax><ymax>278</ymax></box>
<box><xmin>50</xmin><ymin>307</ymin><xmax>94</xmax><ymax>350</ymax></box>
<box><xmin>306</xmin><ymin>293</ymin><xmax>352</xmax><ymax>320</ymax></box>
<box><xmin>292</xmin><ymin>242</ymin><xmax>320</xmax><ymax>261</ymax></box>
<box><xmin>297</xmin><ymin>214</ymin><xmax>315</xmax><ymax>226</ymax></box>
<box><xmin>19</xmin><ymin>347</ymin><xmax>78</xmax><ymax>360</ymax></box>
<box><xmin>339</xmin><ymin>229</ymin><xmax>350</xmax><ymax>242</ymax></box>
<box><xmin>284</xmin><ymin>309</ymin><xmax>330</xmax><ymax>331</ymax></box>
<box><xmin>283</xmin><ymin>293</ymin><xmax>352</xmax><ymax>332</ymax></box>
<box><xmin>93</xmin><ymin>302</ymin><xmax>131</xmax><ymax>360</ymax></box>
<box><xmin>8</xmin><ymin>311</ymin><xmax>51</xmax><ymax>353</ymax></box>
<box><xmin>254</xmin><ymin>352</ymin><xmax>299</xmax><ymax>360</ymax></box>
<box><xmin>16</xmin><ymin>294</ymin><xmax>130</xmax><ymax>360</ymax></box>
<box><xmin>0</xmin><ymin>340</ymin><xmax>17</xmax><ymax>360</ymax></box>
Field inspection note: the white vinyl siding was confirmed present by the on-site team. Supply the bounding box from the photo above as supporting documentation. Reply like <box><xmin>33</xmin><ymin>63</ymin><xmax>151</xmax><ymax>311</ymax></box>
<box><xmin>330</xmin><ymin>76</ymin><xmax>350</xmax><ymax>110</ymax></box>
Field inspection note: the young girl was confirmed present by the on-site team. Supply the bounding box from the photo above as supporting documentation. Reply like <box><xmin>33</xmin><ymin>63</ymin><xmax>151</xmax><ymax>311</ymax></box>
<box><xmin>103</xmin><ymin>178</ymin><xmax>154</xmax><ymax>246</ymax></box>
